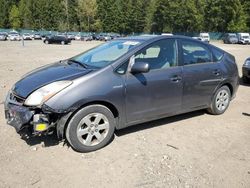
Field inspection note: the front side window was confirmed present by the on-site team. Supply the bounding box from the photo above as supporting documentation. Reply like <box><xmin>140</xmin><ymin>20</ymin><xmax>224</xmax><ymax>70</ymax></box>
<box><xmin>134</xmin><ymin>39</ymin><xmax>177</xmax><ymax>70</ymax></box>
<box><xmin>72</xmin><ymin>40</ymin><xmax>141</xmax><ymax>68</ymax></box>
<box><xmin>182</xmin><ymin>40</ymin><xmax>212</xmax><ymax>65</ymax></box>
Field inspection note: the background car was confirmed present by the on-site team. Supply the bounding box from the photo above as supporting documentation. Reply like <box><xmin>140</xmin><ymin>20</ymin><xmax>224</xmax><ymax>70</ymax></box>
<box><xmin>8</xmin><ymin>32</ymin><xmax>21</xmax><ymax>41</ymax></box>
<box><xmin>242</xmin><ymin>57</ymin><xmax>250</xmax><ymax>83</ymax></box>
<box><xmin>75</xmin><ymin>34</ymin><xmax>93</xmax><ymax>41</ymax></box>
<box><xmin>110</xmin><ymin>34</ymin><xmax>121</xmax><ymax>40</ymax></box>
<box><xmin>34</xmin><ymin>33</ymin><xmax>42</xmax><ymax>40</ymax></box>
<box><xmin>81</xmin><ymin>35</ymin><xmax>93</xmax><ymax>41</ymax></box>
<box><xmin>237</xmin><ymin>33</ymin><xmax>250</xmax><ymax>44</ymax></box>
<box><xmin>99</xmin><ymin>34</ymin><xmax>111</xmax><ymax>41</ymax></box>
<box><xmin>0</xmin><ymin>32</ymin><xmax>7</xmax><ymax>41</ymax></box>
<box><xmin>43</xmin><ymin>35</ymin><xmax>71</xmax><ymax>45</ymax></box>
<box><xmin>66</xmin><ymin>33</ymin><xmax>76</xmax><ymax>40</ymax></box>
<box><xmin>22</xmin><ymin>33</ymin><xmax>32</xmax><ymax>40</ymax></box>
<box><xmin>223</xmin><ymin>33</ymin><xmax>238</xmax><ymax>44</ymax></box>
<box><xmin>199</xmin><ymin>33</ymin><xmax>210</xmax><ymax>43</ymax></box>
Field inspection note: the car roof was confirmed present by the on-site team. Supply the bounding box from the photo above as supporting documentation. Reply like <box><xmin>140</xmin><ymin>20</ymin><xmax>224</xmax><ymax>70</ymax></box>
<box><xmin>117</xmin><ymin>35</ymin><xmax>202</xmax><ymax>42</ymax></box>
<box><xmin>119</xmin><ymin>35</ymin><xmax>159</xmax><ymax>41</ymax></box>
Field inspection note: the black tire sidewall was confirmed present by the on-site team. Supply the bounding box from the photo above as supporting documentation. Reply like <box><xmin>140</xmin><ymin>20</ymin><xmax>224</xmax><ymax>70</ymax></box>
<box><xmin>211</xmin><ymin>86</ymin><xmax>231</xmax><ymax>115</ymax></box>
<box><xmin>66</xmin><ymin>105</ymin><xmax>115</xmax><ymax>152</ymax></box>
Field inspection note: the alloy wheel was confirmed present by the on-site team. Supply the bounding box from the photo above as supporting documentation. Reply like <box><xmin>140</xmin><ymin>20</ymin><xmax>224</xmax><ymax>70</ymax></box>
<box><xmin>215</xmin><ymin>89</ymin><xmax>229</xmax><ymax>112</ymax></box>
<box><xmin>76</xmin><ymin>113</ymin><xmax>109</xmax><ymax>146</ymax></box>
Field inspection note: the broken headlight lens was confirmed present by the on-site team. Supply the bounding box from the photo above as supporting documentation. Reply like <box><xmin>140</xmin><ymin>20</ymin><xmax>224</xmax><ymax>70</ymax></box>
<box><xmin>24</xmin><ymin>80</ymin><xmax>72</xmax><ymax>106</ymax></box>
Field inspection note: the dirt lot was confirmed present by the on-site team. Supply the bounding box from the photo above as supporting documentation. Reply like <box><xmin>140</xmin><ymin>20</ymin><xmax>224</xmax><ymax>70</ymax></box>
<box><xmin>0</xmin><ymin>40</ymin><xmax>249</xmax><ymax>188</ymax></box>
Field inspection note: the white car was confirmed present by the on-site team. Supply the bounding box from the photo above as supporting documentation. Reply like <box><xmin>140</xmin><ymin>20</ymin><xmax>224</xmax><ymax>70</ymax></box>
<box><xmin>8</xmin><ymin>32</ymin><xmax>21</xmax><ymax>41</ymax></box>
<box><xmin>237</xmin><ymin>33</ymin><xmax>250</xmax><ymax>44</ymax></box>
<box><xmin>22</xmin><ymin>33</ymin><xmax>32</xmax><ymax>40</ymax></box>
<box><xmin>199</xmin><ymin>33</ymin><xmax>210</xmax><ymax>43</ymax></box>
<box><xmin>75</xmin><ymin>34</ymin><xmax>81</xmax><ymax>41</ymax></box>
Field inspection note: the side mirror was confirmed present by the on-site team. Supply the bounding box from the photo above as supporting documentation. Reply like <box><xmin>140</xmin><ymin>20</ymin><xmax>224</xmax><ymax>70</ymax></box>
<box><xmin>130</xmin><ymin>61</ymin><xmax>150</xmax><ymax>74</ymax></box>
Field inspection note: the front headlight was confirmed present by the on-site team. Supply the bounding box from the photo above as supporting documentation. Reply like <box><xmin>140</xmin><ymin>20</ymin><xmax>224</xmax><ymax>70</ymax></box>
<box><xmin>243</xmin><ymin>59</ymin><xmax>250</xmax><ymax>67</ymax></box>
<box><xmin>24</xmin><ymin>80</ymin><xmax>72</xmax><ymax>106</ymax></box>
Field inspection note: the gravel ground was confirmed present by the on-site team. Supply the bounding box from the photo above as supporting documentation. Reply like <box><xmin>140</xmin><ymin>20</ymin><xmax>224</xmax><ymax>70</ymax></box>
<box><xmin>0</xmin><ymin>40</ymin><xmax>249</xmax><ymax>188</ymax></box>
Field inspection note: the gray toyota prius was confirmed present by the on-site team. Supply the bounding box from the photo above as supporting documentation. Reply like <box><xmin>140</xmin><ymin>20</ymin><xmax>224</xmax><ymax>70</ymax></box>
<box><xmin>5</xmin><ymin>35</ymin><xmax>239</xmax><ymax>152</ymax></box>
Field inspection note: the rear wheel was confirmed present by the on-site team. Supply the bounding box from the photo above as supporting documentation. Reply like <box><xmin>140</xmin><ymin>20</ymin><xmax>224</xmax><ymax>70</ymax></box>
<box><xmin>61</xmin><ymin>41</ymin><xmax>65</xmax><ymax>45</ymax></box>
<box><xmin>66</xmin><ymin>105</ymin><xmax>115</xmax><ymax>152</ymax></box>
<box><xmin>208</xmin><ymin>86</ymin><xmax>231</xmax><ymax>115</ymax></box>
<box><xmin>44</xmin><ymin>40</ymin><xmax>49</xmax><ymax>44</ymax></box>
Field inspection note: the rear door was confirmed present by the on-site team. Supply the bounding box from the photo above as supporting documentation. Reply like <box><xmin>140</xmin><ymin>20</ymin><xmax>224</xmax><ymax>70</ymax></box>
<box><xmin>180</xmin><ymin>39</ymin><xmax>222</xmax><ymax>110</ymax></box>
<box><xmin>125</xmin><ymin>39</ymin><xmax>183</xmax><ymax>124</ymax></box>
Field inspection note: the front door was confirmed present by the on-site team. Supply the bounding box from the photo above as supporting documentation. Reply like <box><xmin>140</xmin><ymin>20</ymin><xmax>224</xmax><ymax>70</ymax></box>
<box><xmin>125</xmin><ymin>39</ymin><xmax>183</xmax><ymax>124</ymax></box>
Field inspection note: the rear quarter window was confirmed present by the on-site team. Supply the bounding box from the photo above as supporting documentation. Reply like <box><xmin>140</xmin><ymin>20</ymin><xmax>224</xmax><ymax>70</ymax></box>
<box><xmin>211</xmin><ymin>47</ymin><xmax>224</xmax><ymax>62</ymax></box>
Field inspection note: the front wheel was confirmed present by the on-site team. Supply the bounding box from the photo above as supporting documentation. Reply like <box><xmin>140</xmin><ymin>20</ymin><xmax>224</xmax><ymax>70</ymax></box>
<box><xmin>61</xmin><ymin>41</ymin><xmax>65</xmax><ymax>45</ymax></box>
<box><xmin>66</xmin><ymin>105</ymin><xmax>115</xmax><ymax>152</ymax></box>
<box><xmin>207</xmin><ymin>86</ymin><xmax>231</xmax><ymax>115</ymax></box>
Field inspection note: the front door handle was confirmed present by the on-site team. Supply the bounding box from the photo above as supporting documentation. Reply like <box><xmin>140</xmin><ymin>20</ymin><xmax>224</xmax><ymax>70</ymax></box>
<box><xmin>170</xmin><ymin>75</ymin><xmax>182</xmax><ymax>82</ymax></box>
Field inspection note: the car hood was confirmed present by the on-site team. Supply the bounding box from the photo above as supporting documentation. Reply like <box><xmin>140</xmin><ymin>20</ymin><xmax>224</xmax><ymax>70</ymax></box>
<box><xmin>13</xmin><ymin>61</ymin><xmax>93</xmax><ymax>98</ymax></box>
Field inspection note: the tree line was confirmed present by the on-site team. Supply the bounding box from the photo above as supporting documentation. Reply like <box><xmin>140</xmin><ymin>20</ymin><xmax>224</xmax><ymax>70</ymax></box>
<box><xmin>0</xmin><ymin>0</ymin><xmax>249</xmax><ymax>34</ymax></box>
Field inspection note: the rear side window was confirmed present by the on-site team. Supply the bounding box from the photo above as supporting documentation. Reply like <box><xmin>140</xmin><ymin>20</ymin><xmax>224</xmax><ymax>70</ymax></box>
<box><xmin>211</xmin><ymin>47</ymin><xmax>224</xmax><ymax>62</ymax></box>
<box><xmin>182</xmin><ymin>40</ymin><xmax>212</xmax><ymax>65</ymax></box>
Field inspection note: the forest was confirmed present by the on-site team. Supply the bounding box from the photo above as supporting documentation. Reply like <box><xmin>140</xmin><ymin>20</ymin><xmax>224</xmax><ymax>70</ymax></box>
<box><xmin>0</xmin><ymin>0</ymin><xmax>250</xmax><ymax>34</ymax></box>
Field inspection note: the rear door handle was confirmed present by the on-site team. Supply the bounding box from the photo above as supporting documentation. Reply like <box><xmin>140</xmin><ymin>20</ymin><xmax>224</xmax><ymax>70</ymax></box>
<box><xmin>170</xmin><ymin>75</ymin><xmax>182</xmax><ymax>82</ymax></box>
<box><xmin>213</xmin><ymin>69</ymin><xmax>221</xmax><ymax>76</ymax></box>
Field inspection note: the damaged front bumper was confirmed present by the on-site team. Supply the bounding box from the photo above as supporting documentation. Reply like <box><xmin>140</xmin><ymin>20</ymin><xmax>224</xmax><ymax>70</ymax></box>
<box><xmin>4</xmin><ymin>91</ymin><xmax>67</xmax><ymax>137</ymax></box>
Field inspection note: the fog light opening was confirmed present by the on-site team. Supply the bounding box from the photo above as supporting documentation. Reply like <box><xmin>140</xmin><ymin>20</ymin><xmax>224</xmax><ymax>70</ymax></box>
<box><xmin>35</xmin><ymin>123</ymin><xmax>48</xmax><ymax>132</ymax></box>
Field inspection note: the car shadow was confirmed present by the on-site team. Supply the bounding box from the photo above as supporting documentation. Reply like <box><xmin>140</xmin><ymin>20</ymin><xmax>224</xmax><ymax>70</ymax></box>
<box><xmin>20</xmin><ymin>130</ymin><xmax>60</xmax><ymax>148</ymax></box>
<box><xmin>115</xmin><ymin>110</ymin><xmax>206</xmax><ymax>137</ymax></box>
<box><xmin>20</xmin><ymin>110</ymin><xmax>206</xmax><ymax>148</ymax></box>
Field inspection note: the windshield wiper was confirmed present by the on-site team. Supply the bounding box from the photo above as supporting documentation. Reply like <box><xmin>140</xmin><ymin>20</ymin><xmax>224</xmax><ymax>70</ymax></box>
<box><xmin>67</xmin><ymin>59</ymin><xmax>88</xmax><ymax>68</ymax></box>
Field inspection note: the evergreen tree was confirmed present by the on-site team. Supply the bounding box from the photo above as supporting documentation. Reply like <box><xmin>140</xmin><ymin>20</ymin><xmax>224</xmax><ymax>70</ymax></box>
<box><xmin>0</xmin><ymin>0</ymin><xmax>11</xmax><ymax>28</ymax></box>
<box><xmin>0</xmin><ymin>0</ymin><xmax>249</xmax><ymax>33</ymax></box>
<box><xmin>9</xmin><ymin>4</ymin><xmax>21</xmax><ymax>29</ymax></box>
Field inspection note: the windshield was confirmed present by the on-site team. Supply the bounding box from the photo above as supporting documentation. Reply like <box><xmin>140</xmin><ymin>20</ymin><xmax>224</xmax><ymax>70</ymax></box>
<box><xmin>72</xmin><ymin>40</ymin><xmax>141</xmax><ymax>68</ymax></box>
<box><xmin>243</xmin><ymin>36</ymin><xmax>249</xmax><ymax>39</ymax></box>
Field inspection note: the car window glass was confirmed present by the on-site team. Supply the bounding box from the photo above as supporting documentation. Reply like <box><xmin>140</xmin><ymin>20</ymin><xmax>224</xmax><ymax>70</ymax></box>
<box><xmin>212</xmin><ymin>48</ymin><xmax>224</xmax><ymax>62</ymax></box>
<box><xmin>91</xmin><ymin>44</ymin><xmax>130</xmax><ymax>63</ymax></box>
<box><xmin>134</xmin><ymin>39</ymin><xmax>177</xmax><ymax>70</ymax></box>
<box><xmin>182</xmin><ymin>40</ymin><xmax>212</xmax><ymax>65</ymax></box>
<box><xmin>73</xmin><ymin>40</ymin><xmax>141</xmax><ymax>68</ymax></box>
<box><xmin>116</xmin><ymin>60</ymin><xmax>129</xmax><ymax>75</ymax></box>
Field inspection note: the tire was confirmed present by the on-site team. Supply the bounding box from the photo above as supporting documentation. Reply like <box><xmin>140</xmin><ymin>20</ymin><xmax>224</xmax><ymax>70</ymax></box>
<box><xmin>44</xmin><ymin>40</ymin><xmax>49</xmax><ymax>44</ymax></box>
<box><xmin>61</xmin><ymin>41</ymin><xmax>65</xmax><ymax>45</ymax></box>
<box><xmin>207</xmin><ymin>86</ymin><xmax>231</xmax><ymax>115</ymax></box>
<box><xmin>66</xmin><ymin>105</ymin><xmax>115</xmax><ymax>152</ymax></box>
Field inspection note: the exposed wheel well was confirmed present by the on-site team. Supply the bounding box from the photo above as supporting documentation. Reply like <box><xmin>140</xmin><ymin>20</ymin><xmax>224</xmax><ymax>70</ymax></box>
<box><xmin>222</xmin><ymin>83</ymin><xmax>233</xmax><ymax>96</ymax></box>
